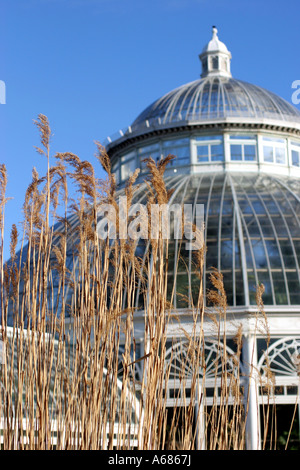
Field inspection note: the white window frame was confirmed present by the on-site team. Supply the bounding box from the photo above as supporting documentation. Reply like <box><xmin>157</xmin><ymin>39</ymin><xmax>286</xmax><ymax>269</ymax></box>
<box><xmin>120</xmin><ymin>150</ymin><xmax>137</xmax><ymax>181</ymax></box>
<box><xmin>261</xmin><ymin>136</ymin><xmax>287</xmax><ymax>165</ymax></box>
<box><xmin>192</xmin><ymin>136</ymin><xmax>224</xmax><ymax>164</ymax></box>
<box><xmin>228</xmin><ymin>135</ymin><xmax>258</xmax><ymax>162</ymax></box>
<box><xmin>290</xmin><ymin>140</ymin><xmax>300</xmax><ymax>167</ymax></box>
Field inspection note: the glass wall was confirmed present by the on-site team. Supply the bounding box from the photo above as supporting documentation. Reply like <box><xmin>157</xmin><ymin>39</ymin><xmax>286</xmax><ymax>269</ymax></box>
<box><xmin>117</xmin><ymin>138</ymin><xmax>191</xmax><ymax>183</ymax></box>
<box><xmin>114</xmin><ymin>133</ymin><xmax>300</xmax><ymax>184</ymax></box>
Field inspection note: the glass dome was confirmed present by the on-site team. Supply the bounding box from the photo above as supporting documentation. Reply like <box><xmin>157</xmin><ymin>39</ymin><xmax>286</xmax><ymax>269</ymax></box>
<box><xmin>132</xmin><ymin>77</ymin><xmax>300</xmax><ymax>128</ymax></box>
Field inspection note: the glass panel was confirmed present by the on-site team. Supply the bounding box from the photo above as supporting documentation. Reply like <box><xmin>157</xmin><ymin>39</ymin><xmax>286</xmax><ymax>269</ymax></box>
<box><xmin>160</xmin><ymin>139</ymin><xmax>190</xmax><ymax>166</ymax></box>
<box><xmin>263</xmin><ymin>145</ymin><xmax>273</xmax><ymax>162</ymax></box>
<box><xmin>272</xmin><ymin>271</ymin><xmax>288</xmax><ymax>304</ymax></box>
<box><xmin>293</xmin><ymin>240</ymin><xmax>300</xmax><ymax>267</ymax></box>
<box><xmin>176</xmin><ymin>273</ymin><xmax>190</xmax><ymax>308</ymax></box>
<box><xmin>234</xmin><ymin>238</ymin><xmax>241</xmax><ymax>269</ymax></box>
<box><xmin>112</xmin><ymin>162</ymin><xmax>118</xmax><ymax>172</ymax></box>
<box><xmin>121</xmin><ymin>158</ymin><xmax>136</xmax><ymax>180</ymax></box>
<box><xmin>172</xmin><ymin>146</ymin><xmax>190</xmax><ymax>163</ymax></box>
<box><xmin>223</xmin><ymin>271</ymin><xmax>233</xmax><ymax>305</ymax></box>
<box><xmin>251</xmin><ymin>239</ymin><xmax>267</xmax><ymax>269</ymax></box>
<box><xmin>138</xmin><ymin>144</ymin><xmax>160</xmax><ymax>168</ymax></box>
<box><xmin>195</xmin><ymin>135</ymin><xmax>222</xmax><ymax>141</ymax></box>
<box><xmin>256</xmin><ymin>270</ymin><xmax>273</xmax><ymax>304</ymax></box>
<box><xmin>121</xmin><ymin>151</ymin><xmax>136</xmax><ymax>162</ymax></box>
<box><xmin>163</xmin><ymin>138</ymin><xmax>189</xmax><ymax>148</ymax></box>
<box><xmin>210</xmin><ymin>144</ymin><xmax>224</xmax><ymax>162</ymax></box>
<box><xmin>229</xmin><ymin>135</ymin><xmax>256</xmax><ymax>140</ymax></box>
<box><xmin>191</xmin><ymin>273</ymin><xmax>201</xmax><ymax>306</ymax></box>
<box><xmin>247</xmin><ymin>270</ymin><xmax>257</xmax><ymax>304</ymax></box>
<box><xmin>292</xmin><ymin>150</ymin><xmax>300</xmax><ymax>167</ymax></box>
<box><xmin>275</xmin><ymin>147</ymin><xmax>286</xmax><ymax>164</ymax></box>
<box><xmin>286</xmin><ymin>271</ymin><xmax>300</xmax><ymax>304</ymax></box>
<box><xmin>221</xmin><ymin>240</ymin><xmax>233</xmax><ymax>269</ymax></box>
<box><xmin>205</xmin><ymin>240</ymin><xmax>218</xmax><ymax>269</ymax></box>
<box><xmin>263</xmin><ymin>137</ymin><xmax>285</xmax><ymax>143</ymax></box>
<box><xmin>230</xmin><ymin>144</ymin><xmax>242</xmax><ymax>161</ymax></box>
<box><xmin>260</xmin><ymin>218</ymin><xmax>274</xmax><ymax>237</ymax></box>
<box><xmin>197</xmin><ymin>145</ymin><xmax>209</xmax><ymax>162</ymax></box>
<box><xmin>279</xmin><ymin>239</ymin><xmax>296</xmax><ymax>269</ymax></box>
<box><xmin>265</xmin><ymin>239</ymin><xmax>282</xmax><ymax>269</ymax></box>
<box><xmin>111</xmin><ymin>162</ymin><xmax>119</xmax><ymax>183</ymax></box>
<box><xmin>244</xmin><ymin>144</ymin><xmax>257</xmax><ymax>161</ymax></box>
<box><xmin>235</xmin><ymin>271</ymin><xmax>245</xmax><ymax>305</ymax></box>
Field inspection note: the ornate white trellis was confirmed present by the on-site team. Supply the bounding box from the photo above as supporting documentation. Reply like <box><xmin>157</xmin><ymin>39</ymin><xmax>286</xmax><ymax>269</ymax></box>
<box><xmin>257</xmin><ymin>337</ymin><xmax>300</xmax><ymax>403</ymax></box>
<box><xmin>162</xmin><ymin>338</ymin><xmax>238</xmax><ymax>406</ymax></box>
<box><xmin>258</xmin><ymin>337</ymin><xmax>300</xmax><ymax>378</ymax></box>
<box><xmin>165</xmin><ymin>338</ymin><xmax>237</xmax><ymax>381</ymax></box>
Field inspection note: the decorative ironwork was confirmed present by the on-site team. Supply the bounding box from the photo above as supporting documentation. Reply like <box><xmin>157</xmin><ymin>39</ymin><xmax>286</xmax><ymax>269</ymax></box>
<box><xmin>258</xmin><ymin>337</ymin><xmax>300</xmax><ymax>378</ymax></box>
<box><xmin>164</xmin><ymin>338</ymin><xmax>237</xmax><ymax>381</ymax></box>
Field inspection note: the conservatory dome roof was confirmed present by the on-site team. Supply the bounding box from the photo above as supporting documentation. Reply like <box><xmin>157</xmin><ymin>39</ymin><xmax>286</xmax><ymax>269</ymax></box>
<box><xmin>104</xmin><ymin>27</ymin><xmax>300</xmax><ymax>151</ymax></box>
<box><xmin>130</xmin><ymin>26</ymin><xmax>300</xmax><ymax>131</ymax></box>
<box><xmin>132</xmin><ymin>77</ymin><xmax>300</xmax><ymax>128</ymax></box>
<box><xmin>128</xmin><ymin>171</ymin><xmax>300</xmax><ymax>309</ymax></box>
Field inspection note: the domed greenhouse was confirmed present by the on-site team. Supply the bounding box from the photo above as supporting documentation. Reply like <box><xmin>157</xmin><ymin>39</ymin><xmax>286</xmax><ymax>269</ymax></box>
<box><xmin>101</xmin><ymin>27</ymin><xmax>300</xmax><ymax>449</ymax></box>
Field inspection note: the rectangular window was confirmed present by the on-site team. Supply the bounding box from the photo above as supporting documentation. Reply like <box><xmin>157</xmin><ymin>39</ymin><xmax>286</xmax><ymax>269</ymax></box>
<box><xmin>263</xmin><ymin>145</ymin><xmax>273</xmax><ymax>162</ymax></box>
<box><xmin>291</xmin><ymin>141</ymin><xmax>300</xmax><ymax>167</ymax></box>
<box><xmin>244</xmin><ymin>144</ymin><xmax>257</xmax><ymax>161</ymax></box>
<box><xmin>195</xmin><ymin>135</ymin><xmax>224</xmax><ymax>163</ymax></box>
<box><xmin>292</xmin><ymin>149</ymin><xmax>300</xmax><ymax>167</ymax></box>
<box><xmin>121</xmin><ymin>151</ymin><xmax>136</xmax><ymax>163</ymax></box>
<box><xmin>121</xmin><ymin>158</ymin><xmax>136</xmax><ymax>181</ymax></box>
<box><xmin>162</xmin><ymin>138</ymin><xmax>190</xmax><ymax>166</ymax></box>
<box><xmin>120</xmin><ymin>151</ymin><xmax>137</xmax><ymax>181</ymax></box>
<box><xmin>229</xmin><ymin>135</ymin><xmax>254</xmax><ymax>140</ymax></box>
<box><xmin>197</xmin><ymin>145</ymin><xmax>209</xmax><ymax>162</ymax></box>
<box><xmin>262</xmin><ymin>137</ymin><xmax>286</xmax><ymax>164</ymax></box>
<box><xmin>229</xmin><ymin>135</ymin><xmax>257</xmax><ymax>162</ymax></box>
<box><xmin>211</xmin><ymin>144</ymin><xmax>223</xmax><ymax>161</ymax></box>
<box><xmin>230</xmin><ymin>144</ymin><xmax>242</xmax><ymax>161</ymax></box>
<box><xmin>138</xmin><ymin>143</ymin><xmax>160</xmax><ymax>172</ymax></box>
<box><xmin>275</xmin><ymin>147</ymin><xmax>285</xmax><ymax>164</ymax></box>
<box><xmin>111</xmin><ymin>162</ymin><xmax>120</xmax><ymax>184</ymax></box>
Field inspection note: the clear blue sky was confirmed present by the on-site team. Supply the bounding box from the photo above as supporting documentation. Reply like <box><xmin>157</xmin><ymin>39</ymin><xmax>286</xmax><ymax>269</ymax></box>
<box><xmin>0</xmin><ymin>0</ymin><xmax>299</xmax><ymax>260</ymax></box>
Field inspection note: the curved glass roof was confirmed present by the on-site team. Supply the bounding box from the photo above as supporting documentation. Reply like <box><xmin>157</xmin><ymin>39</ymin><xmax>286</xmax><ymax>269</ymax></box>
<box><xmin>132</xmin><ymin>77</ymin><xmax>300</xmax><ymax>128</ymax></box>
<box><xmin>128</xmin><ymin>171</ymin><xmax>300</xmax><ymax>309</ymax></box>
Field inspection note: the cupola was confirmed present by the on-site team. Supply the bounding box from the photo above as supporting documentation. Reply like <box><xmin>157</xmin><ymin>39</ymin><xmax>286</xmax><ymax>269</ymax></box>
<box><xmin>199</xmin><ymin>26</ymin><xmax>232</xmax><ymax>78</ymax></box>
